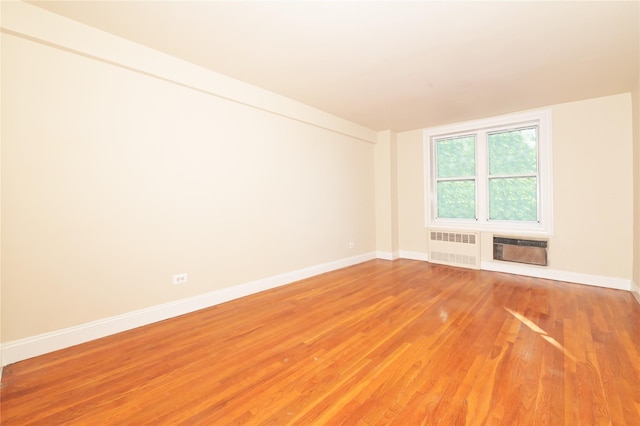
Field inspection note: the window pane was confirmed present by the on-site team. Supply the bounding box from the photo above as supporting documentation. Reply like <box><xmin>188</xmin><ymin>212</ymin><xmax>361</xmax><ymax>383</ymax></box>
<box><xmin>437</xmin><ymin>180</ymin><xmax>475</xmax><ymax>219</ymax></box>
<box><xmin>489</xmin><ymin>177</ymin><xmax>537</xmax><ymax>221</ymax></box>
<box><xmin>488</xmin><ymin>128</ymin><xmax>537</xmax><ymax>175</ymax></box>
<box><xmin>436</xmin><ymin>136</ymin><xmax>475</xmax><ymax>178</ymax></box>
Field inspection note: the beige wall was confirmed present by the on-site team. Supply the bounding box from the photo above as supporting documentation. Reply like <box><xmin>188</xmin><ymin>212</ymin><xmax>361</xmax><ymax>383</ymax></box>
<box><xmin>397</xmin><ymin>94</ymin><xmax>634</xmax><ymax>281</ymax></box>
<box><xmin>374</xmin><ymin>130</ymin><xmax>399</xmax><ymax>258</ymax></box>
<box><xmin>1</xmin><ymin>25</ymin><xmax>375</xmax><ymax>341</ymax></box>
<box><xmin>0</xmin><ymin>27</ymin><xmax>3</xmax><ymax>368</ymax></box>
<box><xmin>397</xmin><ymin>129</ymin><xmax>428</xmax><ymax>254</ymax></box>
<box><xmin>550</xmin><ymin>94</ymin><xmax>633</xmax><ymax>278</ymax></box>
<box><xmin>632</xmin><ymin>76</ymin><xmax>640</xmax><ymax>301</ymax></box>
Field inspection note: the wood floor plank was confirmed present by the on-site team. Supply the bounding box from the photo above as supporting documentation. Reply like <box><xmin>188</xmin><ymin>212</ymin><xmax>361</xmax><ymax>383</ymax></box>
<box><xmin>2</xmin><ymin>259</ymin><xmax>639</xmax><ymax>425</ymax></box>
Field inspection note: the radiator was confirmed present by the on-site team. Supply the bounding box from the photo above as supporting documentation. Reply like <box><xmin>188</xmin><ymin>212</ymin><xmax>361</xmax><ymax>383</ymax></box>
<box><xmin>493</xmin><ymin>236</ymin><xmax>548</xmax><ymax>266</ymax></box>
<box><xmin>428</xmin><ymin>229</ymin><xmax>480</xmax><ymax>269</ymax></box>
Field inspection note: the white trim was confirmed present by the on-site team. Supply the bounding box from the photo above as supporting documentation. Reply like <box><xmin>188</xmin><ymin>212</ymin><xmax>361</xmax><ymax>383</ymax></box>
<box><xmin>481</xmin><ymin>261</ymin><xmax>631</xmax><ymax>291</ymax></box>
<box><xmin>398</xmin><ymin>251</ymin><xmax>429</xmax><ymax>262</ymax></box>
<box><xmin>1</xmin><ymin>252</ymin><xmax>376</xmax><ymax>366</ymax></box>
<box><xmin>2</xmin><ymin>253</ymin><xmax>631</xmax><ymax>365</ymax></box>
<box><xmin>376</xmin><ymin>251</ymin><xmax>399</xmax><ymax>261</ymax></box>
<box><xmin>631</xmin><ymin>280</ymin><xmax>640</xmax><ymax>305</ymax></box>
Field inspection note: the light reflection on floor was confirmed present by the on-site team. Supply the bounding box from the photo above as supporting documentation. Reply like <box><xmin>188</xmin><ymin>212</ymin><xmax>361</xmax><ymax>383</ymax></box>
<box><xmin>505</xmin><ymin>307</ymin><xmax>576</xmax><ymax>362</ymax></box>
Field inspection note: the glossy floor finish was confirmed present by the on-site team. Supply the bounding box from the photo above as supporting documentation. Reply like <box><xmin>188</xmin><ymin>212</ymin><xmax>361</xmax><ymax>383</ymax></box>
<box><xmin>2</xmin><ymin>260</ymin><xmax>639</xmax><ymax>425</ymax></box>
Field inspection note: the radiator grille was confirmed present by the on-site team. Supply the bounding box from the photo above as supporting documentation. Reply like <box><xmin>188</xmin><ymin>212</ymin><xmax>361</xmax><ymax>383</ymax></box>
<box><xmin>431</xmin><ymin>231</ymin><xmax>476</xmax><ymax>245</ymax></box>
<box><xmin>428</xmin><ymin>230</ymin><xmax>480</xmax><ymax>269</ymax></box>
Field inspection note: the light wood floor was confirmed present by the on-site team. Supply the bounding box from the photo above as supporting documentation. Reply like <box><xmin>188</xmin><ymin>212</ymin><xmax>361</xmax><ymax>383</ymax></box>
<box><xmin>2</xmin><ymin>259</ymin><xmax>639</xmax><ymax>425</ymax></box>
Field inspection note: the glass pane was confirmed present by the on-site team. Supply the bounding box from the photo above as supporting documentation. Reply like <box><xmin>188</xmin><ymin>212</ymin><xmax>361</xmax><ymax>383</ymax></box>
<box><xmin>437</xmin><ymin>180</ymin><xmax>475</xmax><ymax>219</ymax></box>
<box><xmin>489</xmin><ymin>177</ymin><xmax>537</xmax><ymax>221</ymax></box>
<box><xmin>488</xmin><ymin>127</ymin><xmax>537</xmax><ymax>175</ymax></box>
<box><xmin>436</xmin><ymin>136</ymin><xmax>475</xmax><ymax>178</ymax></box>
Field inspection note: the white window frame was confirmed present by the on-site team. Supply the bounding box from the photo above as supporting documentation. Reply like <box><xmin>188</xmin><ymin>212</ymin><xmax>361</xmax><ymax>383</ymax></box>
<box><xmin>424</xmin><ymin>109</ymin><xmax>553</xmax><ymax>236</ymax></box>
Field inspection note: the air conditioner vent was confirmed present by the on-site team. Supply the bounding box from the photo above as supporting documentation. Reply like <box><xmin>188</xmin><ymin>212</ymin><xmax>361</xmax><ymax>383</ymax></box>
<box><xmin>493</xmin><ymin>236</ymin><xmax>548</xmax><ymax>266</ymax></box>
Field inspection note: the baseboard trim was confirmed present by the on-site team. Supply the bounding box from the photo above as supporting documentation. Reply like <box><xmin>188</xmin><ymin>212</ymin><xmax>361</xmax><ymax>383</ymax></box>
<box><xmin>631</xmin><ymin>280</ymin><xmax>640</xmax><ymax>305</ymax></box>
<box><xmin>1</xmin><ymin>252</ymin><xmax>376</xmax><ymax>366</ymax></box>
<box><xmin>397</xmin><ymin>253</ymin><xmax>630</xmax><ymax>291</ymax></box>
<box><xmin>481</xmin><ymin>261</ymin><xmax>631</xmax><ymax>291</ymax></box>
<box><xmin>376</xmin><ymin>251</ymin><xmax>400</xmax><ymax>261</ymax></box>
<box><xmin>3</xmin><ymin>252</ymin><xmax>631</xmax><ymax>366</ymax></box>
<box><xmin>398</xmin><ymin>251</ymin><xmax>429</xmax><ymax>262</ymax></box>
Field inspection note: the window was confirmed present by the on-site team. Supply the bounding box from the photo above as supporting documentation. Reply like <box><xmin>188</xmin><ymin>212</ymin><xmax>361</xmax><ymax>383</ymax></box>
<box><xmin>435</xmin><ymin>135</ymin><xmax>476</xmax><ymax>220</ymax></box>
<box><xmin>424</xmin><ymin>110</ymin><xmax>552</xmax><ymax>235</ymax></box>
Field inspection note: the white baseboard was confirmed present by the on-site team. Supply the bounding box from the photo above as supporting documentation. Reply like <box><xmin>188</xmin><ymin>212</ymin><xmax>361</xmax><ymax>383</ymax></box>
<box><xmin>398</xmin><ymin>250</ymin><xmax>429</xmax><ymax>262</ymax></box>
<box><xmin>3</xmin><ymin>252</ymin><xmax>632</xmax><ymax>366</ymax></box>
<box><xmin>376</xmin><ymin>251</ymin><xmax>400</xmax><ymax>261</ymax></box>
<box><xmin>397</xmin><ymin>253</ymin><xmax>630</xmax><ymax>291</ymax></box>
<box><xmin>1</xmin><ymin>252</ymin><xmax>376</xmax><ymax>366</ymax></box>
<box><xmin>481</xmin><ymin>261</ymin><xmax>631</xmax><ymax>291</ymax></box>
<box><xmin>631</xmin><ymin>280</ymin><xmax>640</xmax><ymax>305</ymax></box>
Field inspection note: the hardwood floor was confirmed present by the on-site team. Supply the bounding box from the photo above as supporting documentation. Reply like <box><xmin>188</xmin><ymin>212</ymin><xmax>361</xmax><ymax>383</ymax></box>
<box><xmin>2</xmin><ymin>259</ymin><xmax>639</xmax><ymax>425</ymax></box>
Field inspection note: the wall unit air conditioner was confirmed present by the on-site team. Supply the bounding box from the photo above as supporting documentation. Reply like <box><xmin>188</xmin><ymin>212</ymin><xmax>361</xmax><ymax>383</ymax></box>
<box><xmin>493</xmin><ymin>236</ymin><xmax>548</xmax><ymax>266</ymax></box>
<box><xmin>428</xmin><ymin>229</ymin><xmax>480</xmax><ymax>270</ymax></box>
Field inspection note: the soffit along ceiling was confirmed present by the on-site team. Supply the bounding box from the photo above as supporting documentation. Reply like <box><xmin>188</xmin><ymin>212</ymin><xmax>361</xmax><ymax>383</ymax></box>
<box><xmin>28</xmin><ymin>1</ymin><xmax>640</xmax><ymax>132</ymax></box>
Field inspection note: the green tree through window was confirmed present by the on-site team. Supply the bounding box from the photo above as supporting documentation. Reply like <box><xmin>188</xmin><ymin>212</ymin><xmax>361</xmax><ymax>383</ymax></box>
<box><xmin>435</xmin><ymin>136</ymin><xmax>476</xmax><ymax>219</ymax></box>
<box><xmin>426</xmin><ymin>109</ymin><xmax>551</xmax><ymax>233</ymax></box>
<box><xmin>488</xmin><ymin>127</ymin><xmax>538</xmax><ymax>221</ymax></box>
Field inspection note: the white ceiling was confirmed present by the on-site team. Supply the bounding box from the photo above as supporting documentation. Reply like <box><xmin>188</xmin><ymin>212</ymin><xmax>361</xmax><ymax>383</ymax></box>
<box><xmin>29</xmin><ymin>1</ymin><xmax>639</xmax><ymax>132</ymax></box>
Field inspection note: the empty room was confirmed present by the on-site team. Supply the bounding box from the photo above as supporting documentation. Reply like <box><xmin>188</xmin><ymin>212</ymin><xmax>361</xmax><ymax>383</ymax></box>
<box><xmin>1</xmin><ymin>1</ymin><xmax>639</xmax><ymax>424</ymax></box>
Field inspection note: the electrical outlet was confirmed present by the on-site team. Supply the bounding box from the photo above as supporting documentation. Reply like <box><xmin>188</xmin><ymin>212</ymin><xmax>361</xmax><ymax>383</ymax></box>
<box><xmin>173</xmin><ymin>273</ymin><xmax>188</xmax><ymax>285</ymax></box>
